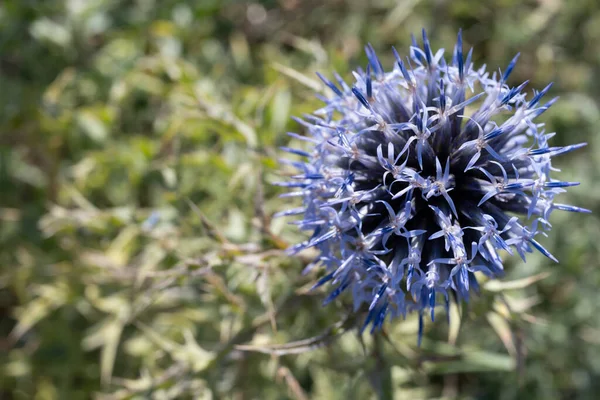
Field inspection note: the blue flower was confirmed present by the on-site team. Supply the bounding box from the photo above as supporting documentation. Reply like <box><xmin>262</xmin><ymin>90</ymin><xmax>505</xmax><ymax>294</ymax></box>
<box><xmin>276</xmin><ymin>30</ymin><xmax>588</xmax><ymax>342</ymax></box>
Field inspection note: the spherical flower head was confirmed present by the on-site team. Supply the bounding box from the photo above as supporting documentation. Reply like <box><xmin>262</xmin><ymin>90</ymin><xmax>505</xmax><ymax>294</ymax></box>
<box><xmin>276</xmin><ymin>30</ymin><xmax>588</xmax><ymax>341</ymax></box>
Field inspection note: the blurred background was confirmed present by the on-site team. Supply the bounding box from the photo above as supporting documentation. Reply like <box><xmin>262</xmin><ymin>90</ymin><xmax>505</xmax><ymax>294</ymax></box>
<box><xmin>2</xmin><ymin>0</ymin><xmax>600</xmax><ymax>398</ymax></box>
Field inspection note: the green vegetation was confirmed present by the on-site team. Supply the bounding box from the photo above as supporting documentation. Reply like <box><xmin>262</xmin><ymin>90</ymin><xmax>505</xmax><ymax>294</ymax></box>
<box><xmin>2</xmin><ymin>1</ymin><xmax>600</xmax><ymax>398</ymax></box>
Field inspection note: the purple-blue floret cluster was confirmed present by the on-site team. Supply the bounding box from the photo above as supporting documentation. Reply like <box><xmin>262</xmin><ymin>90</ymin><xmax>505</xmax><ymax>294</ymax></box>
<box><xmin>276</xmin><ymin>30</ymin><xmax>588</xmax><ymax>341</ymax></box>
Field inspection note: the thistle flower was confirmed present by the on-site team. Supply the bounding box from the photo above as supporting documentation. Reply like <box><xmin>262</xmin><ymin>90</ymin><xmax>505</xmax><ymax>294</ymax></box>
<box><xmin>276</xmin><ymin>30</ymin><xmax>588</xmax><ymax>341</ymax></box>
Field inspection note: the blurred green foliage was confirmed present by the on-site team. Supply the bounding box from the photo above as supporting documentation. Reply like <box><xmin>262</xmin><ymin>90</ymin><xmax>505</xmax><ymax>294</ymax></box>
<box><xmin>1</xmin><ymin>0</ymin><xmax>600</xmax><ymax>398</ymax></box>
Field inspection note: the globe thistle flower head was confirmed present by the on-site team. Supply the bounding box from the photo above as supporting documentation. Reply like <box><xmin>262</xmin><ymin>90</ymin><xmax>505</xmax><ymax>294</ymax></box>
<box><xmin>276</xmin><ymin>30</ymin><xmax>588</xmax><ymax>342</ymax></box>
